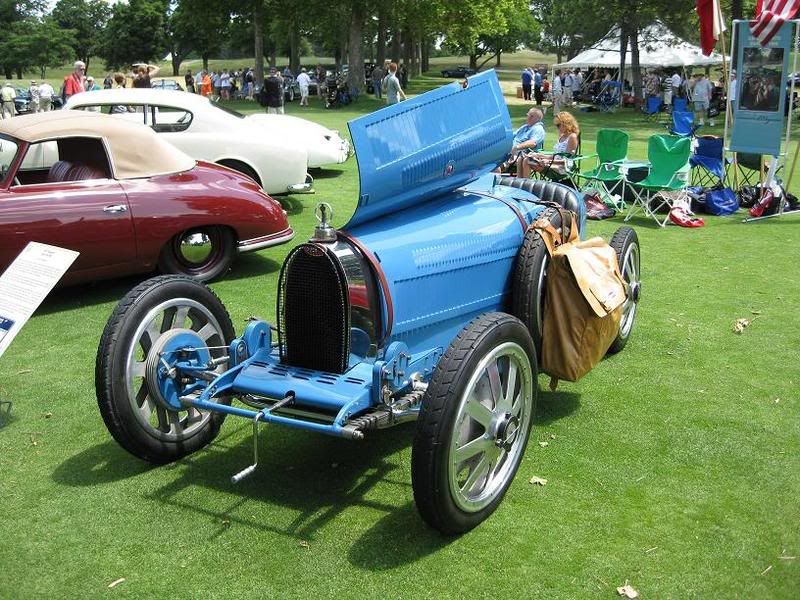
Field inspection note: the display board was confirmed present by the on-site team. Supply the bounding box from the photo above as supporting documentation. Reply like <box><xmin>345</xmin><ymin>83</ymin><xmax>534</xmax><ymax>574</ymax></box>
<box><xmin>730</xmin><ymin>21</ymin><xmax>794</xmax><ymax>156</ymax></box>
<box><xmin>0</xmin><ymin>243</ymin><xmax>79</xmax><ymax>359</ymax></box>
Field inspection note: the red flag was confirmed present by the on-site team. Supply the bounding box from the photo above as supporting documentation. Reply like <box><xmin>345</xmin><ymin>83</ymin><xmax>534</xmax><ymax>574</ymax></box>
<box><xmin>697</xmin><ymin>0</ymin><xmax>726</xmax><ymax>56</ymax></box>
<box><xmin>750</xmin><ymin>0</ymin><xmax>800</xmax><ymax>46</ymax></box>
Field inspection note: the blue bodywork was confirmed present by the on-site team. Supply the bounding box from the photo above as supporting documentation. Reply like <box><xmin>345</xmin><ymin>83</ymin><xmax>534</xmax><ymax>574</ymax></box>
<box><xmin>174</xmin><ymin>71</ymin><xmax>585</xmax><ymax>437</ymax></box>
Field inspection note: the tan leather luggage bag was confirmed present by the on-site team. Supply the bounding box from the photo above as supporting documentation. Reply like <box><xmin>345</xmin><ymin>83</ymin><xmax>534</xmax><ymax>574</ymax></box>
<box><xmin>533</xmin><ymin>215</ymin><xmax>627</xmax><ymax>387</ymax></box>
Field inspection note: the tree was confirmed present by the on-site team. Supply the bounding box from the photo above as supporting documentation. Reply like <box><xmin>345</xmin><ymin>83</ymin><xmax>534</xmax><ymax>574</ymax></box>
<box><xmin>0</xmin><ymin>0</ymin><xmax>47</xmax><ymax>78</ymax></box>
<box><xmin>25</xmin><ymin>17</ymin><xmax>77</xmax><ymax>78</ymax></box>
<box><xmin>99</xmin><ymin>0</ymin><xmax>169</xmax><ymax>71</ymax></box>
<box><xmin>51</xmin><ymin>0</ymin><xmax>111</xmax><ymax>72</ymax></box>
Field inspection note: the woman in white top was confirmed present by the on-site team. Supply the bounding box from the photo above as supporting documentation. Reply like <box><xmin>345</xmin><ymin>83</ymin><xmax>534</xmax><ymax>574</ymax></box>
<box><xmin>521</xmin><ymin>111</ymin><xmax>580</xmax><ymax>179</ymax></box>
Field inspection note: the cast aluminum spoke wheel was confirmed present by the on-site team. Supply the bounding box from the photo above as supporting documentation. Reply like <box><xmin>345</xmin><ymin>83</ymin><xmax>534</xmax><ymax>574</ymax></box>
<box><xmin>608</xmin><ymin>226</ymin><xmax>641</xmax><ymax>354</ymax></box>
<box><xmin>448</xmin><ymin>342</ymin><xmax>533</xmax><ymax>512</ymax></box>
<box><xmin>158</xmin><ymin>226</ymin><xmax>235</xmax><ymax>282</ymax></box>
<box><xmin>96</xmin><ymin>276</ymin><xmax>235</xmax><ymax>464</ymax></box>
<box><xmin>412</xmin><ymin>313</ymin><xmax>537</xmax><ymax>535</ymax></box>
<box><xmin>125</xmin><ymin>298</ymin><xmax>226</xmax><ymax>442</ymax></box>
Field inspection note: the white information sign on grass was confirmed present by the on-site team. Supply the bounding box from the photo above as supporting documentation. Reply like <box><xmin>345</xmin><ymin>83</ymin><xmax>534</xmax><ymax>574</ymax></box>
<box><xmin>0</xmin><ymin>242</ymin><xmax>79</xmax><ymax>359</ymax></box>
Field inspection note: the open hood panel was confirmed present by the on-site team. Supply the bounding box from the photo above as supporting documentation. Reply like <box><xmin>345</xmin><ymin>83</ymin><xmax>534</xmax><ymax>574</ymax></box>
<box><xmin>344</xmin><ymin>70</ymin><xmax>512</xmax><ymax>229</ymax></box>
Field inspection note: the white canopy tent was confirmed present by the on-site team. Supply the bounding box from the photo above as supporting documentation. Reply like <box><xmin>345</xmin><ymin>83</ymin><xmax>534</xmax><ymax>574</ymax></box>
<box><xmin>553</xmin><ymin>22</ymin><xmax>723</xmax><ymax>70</ymax></box>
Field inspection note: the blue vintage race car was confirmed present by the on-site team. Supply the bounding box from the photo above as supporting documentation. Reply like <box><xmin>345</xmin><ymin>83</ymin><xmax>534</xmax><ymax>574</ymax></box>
<box><xmin>96</xmin><ymin>71</ymin><xmax>641</xmax><ymax>534</ymax></box>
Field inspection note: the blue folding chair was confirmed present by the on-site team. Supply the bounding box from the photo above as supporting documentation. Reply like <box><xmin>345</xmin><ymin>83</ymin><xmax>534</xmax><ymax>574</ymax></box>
<box><xmin>667</xmin><ymin>111</ymin><xmax>701</xmax><ymax>138</ymax></box>
<box><xmin>690</xmin><ymin>136</ymin><xmax>727</xmax><ymax>187</ymax></box>
<box><xmin>642</xmin><ymin>96</ymin><xmax>663</xmax><ymax>122</ymax></box>
<box><xmin>673</xmin><ymin>97</ymin><xmax>689</xmax><ymax>113</ymax></box>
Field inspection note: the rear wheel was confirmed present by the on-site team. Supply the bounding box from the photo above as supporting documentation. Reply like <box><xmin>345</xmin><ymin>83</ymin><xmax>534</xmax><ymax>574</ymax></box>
<box><xmin>412</xmin><ymin>313</ymin><xmax>537</xmax><ymax>534</ymax></box>
<box><xmin>511</xmin><ymin>207</ymin><xmax>574</xmax><ymax>358</ymax></box>
<box><xmin>607</xmin><ymin>226</ymin><xmax>641</xmax><ymax>354</ymax></box>
<box><xmin>95</xmin><ymin>276</ymin><xmax>235</xmax><ymax>463</ymax></box>
<box><xmin>158</xmin><ymin>226</ymin><xmax>235</xmax><ymax>282</ymax></box>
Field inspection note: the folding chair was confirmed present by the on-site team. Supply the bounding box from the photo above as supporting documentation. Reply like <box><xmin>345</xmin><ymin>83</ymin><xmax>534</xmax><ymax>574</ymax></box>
<box><xmin>673</xmin><ymin>97</ymin><xmax>689</xmax><ymax>113</ymax></box>
<box><xmin>690</xmin><ymin>136</ymin><xmax>727</xmax><ymax>187</ymax></box>
<box><xmin>642</xmin><ymin>96</ymin><xmax>663</xmax><ymax>122</ymax></box>
<box><xmin>530</xmin><ymin>134</ymin><xmax>583</xmax><ymax>189</ymax></box>
<box><xmin>666</xmin><ymin>111</ymin><xmax>701</xmax><ymax>138</ymax></box>
<box><xmin>576</xmin><ymin>128</ymin><xmax>629</xmax><ymax>208</ymax></box>
<box><xmin>729</xmin><ymin>152</ymin><xmax>765</xmax><ymax>190</ymax></box>
<box><xmin>625</xmin><ymin>134</ymin><xmax>692</xmax><ymax>227</ymax></box>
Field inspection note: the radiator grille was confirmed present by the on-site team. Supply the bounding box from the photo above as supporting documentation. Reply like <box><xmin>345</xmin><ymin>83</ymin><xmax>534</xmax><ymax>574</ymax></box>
<box><xmin>277</xmin><ymin>243</ymin><xmax>350</xmax><ymax>374</ymax></box>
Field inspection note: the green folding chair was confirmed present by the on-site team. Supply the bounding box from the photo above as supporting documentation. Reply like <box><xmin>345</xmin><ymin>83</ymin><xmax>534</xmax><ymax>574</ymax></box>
<box><xmin>529</xmin><ymin>134</ymin><xmax>583</xmax><ymax>190</ymax></box>
<box><xmin>576</xmin><ymin>128</ymin><xmax>629</xmax><ymax>209</ymax></box>
<box><xmin>625</xmin><ymin>134</ymin><xmax>692</xmax><ymax>227</ymax></box>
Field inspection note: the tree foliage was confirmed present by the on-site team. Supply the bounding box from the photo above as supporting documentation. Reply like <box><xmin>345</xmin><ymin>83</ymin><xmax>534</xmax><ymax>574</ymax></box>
<box><xmin>51</xmin><ymin>0</ymin><xmax>110</xmax><ymax>71</ymax></box>
<box><xmin>99</xmin><ymin>0</ymin><xmax>169</xmax><ymax>71</ymax></box>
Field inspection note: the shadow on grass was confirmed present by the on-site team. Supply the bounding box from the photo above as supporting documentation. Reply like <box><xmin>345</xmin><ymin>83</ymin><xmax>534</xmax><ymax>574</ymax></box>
<box><xmin>144</xmin><ymin>422</ymin><xmax>416</xmax><ymax>544</ymax></box>
<box><xmin>0</xmin><ymin>400</ymin><xmax>16</xmax><ymax>429</ymax></box>
<box><xmin>51</xmin><ymin>440</ymin><xmax>153</xmax><ymax>486</ymax></box>
<box><xmin>310</xmin><ymin>168</ymin><xmax>346</xmax><ymax>180</ymax></box>
<box><xmin>535</xmin><ymin>389</ymin><xmax>581</xmax><ymax>425</ymax></box>
<box><xmin>276</xmin><ymin>195</ymin><xmax>307</xmax><ymax>216</ymax></box>
<box><xmin>218</xmin><ymin>254</ymin><xmax>282</xmax><ymax>282</ymax></box>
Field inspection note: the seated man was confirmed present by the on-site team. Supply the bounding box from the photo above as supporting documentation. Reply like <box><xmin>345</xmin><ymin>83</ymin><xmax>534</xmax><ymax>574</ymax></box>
<box><xmin>498</xmin><ymin>108</ymin><xmax>545</xmax><ymax>173</ymax></box>
<box><xmin>521</xmin><ymin>111</ymin><xmax>580</xmax><ymax>180</ymax></box>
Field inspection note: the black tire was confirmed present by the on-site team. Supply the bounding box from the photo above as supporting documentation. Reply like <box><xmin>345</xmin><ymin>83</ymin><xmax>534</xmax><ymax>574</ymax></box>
<box><xmin>158</xmin><ymin>226</ymin><xmax>236</xmax><ymax>282</ymax></box>
<box><xmin>95</xmin><ymin>275</ymin><xmax>235</xmax><ymax>464</ymax></box>
<box><xmin>607</xmin><ymin>226</ymin><xmax>641</xmax><ymax>354</ymax></box>
<box><xmin>411</xmin><ymin>313</ymin><xmax>537</xmax><ymax>535</ymax></box>
<box><xmin>511</xmin><ymin>207</ymin><xmax>574</xmax><ymax>358</ymax></box>
<box><xmin>217</xmin><ymin>160</ymin><xmax>261</xmax><ymax>187</ymax></box>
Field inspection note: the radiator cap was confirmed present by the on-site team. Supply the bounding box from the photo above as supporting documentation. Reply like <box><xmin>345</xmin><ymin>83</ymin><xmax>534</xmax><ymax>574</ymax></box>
<box><xmin>312</xmin><ymin>202</ymin><xmax>337</xmax><ymax>242</ymax></box>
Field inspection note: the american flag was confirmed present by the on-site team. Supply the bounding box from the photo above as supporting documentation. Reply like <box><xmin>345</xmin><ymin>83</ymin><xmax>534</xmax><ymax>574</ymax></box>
<box><xmin>750</xmin><ymin>0</ymin><xmax>800</xmax><ymax>46</ymax></box>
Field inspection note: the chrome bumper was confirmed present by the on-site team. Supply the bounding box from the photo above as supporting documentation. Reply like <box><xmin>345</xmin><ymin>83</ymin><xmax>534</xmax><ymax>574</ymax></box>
<box><xmin>237</xmin><ymin>228</ymin><xmax>295</xmax><ymax>253</ymax></box>
<box><xmin>287</xmin><ymin>173</ymin><xmax>315</xmax><ymax>194</ymax></box>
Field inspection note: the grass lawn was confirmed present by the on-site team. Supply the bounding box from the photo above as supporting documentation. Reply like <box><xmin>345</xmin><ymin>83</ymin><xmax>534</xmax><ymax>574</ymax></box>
<box><xmin>0</xmin><ymin>86</ymin><xmax>799</xmax><ymax>599</ymax></box>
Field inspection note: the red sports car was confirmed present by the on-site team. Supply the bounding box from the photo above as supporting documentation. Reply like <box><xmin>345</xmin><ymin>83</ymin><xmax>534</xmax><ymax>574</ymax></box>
<box><xmin>0</xmin><ymin>111</ymin><xmax>293</xmax><ymax>284</ymax></box>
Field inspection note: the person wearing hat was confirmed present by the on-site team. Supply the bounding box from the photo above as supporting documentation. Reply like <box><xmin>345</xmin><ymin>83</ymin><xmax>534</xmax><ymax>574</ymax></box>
<box><xmin>29</xmin><ymin>80</ymin><xmax>40</xmax><ymax>113</ymax></box>
<box><xmin>0</xmin><ymin>81</ymin><xmax>16</xmax><ymax>119</ymax></box>
<box><xmin>63</xmin><ymin>60</ymin><xmax>86</xmax><ymax>99</ymax></box>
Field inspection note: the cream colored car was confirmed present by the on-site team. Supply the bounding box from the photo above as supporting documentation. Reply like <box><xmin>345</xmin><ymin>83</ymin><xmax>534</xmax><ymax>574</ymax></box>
<box><xmin>65</xmin><ymin>89</ymin><xmax>314</xmax><ymax>195</ymax></box>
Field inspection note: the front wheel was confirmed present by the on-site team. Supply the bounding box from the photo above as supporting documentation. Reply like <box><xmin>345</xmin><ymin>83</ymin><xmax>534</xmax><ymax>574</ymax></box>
<box><xmin>412</xmin><ymin>313</ymin><xmax>537</xmax><ymax>534</ymax></box>
<box><xmin>607</xmin><ymin>226</ymin><xmax>641</xmax><ymax>353</ymax></box>
<box><xmin>158</xmin><ymin>226</ymin><xmax>235</xmax><ymax>282</ymax></box>
<box><xmin>95</xmin><ymin>276</ymin><xmax>235</xmax><ymax>463</ymax></box>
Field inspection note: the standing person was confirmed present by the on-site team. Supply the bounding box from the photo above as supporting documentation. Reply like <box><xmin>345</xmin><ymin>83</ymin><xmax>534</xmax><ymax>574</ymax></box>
<box><xmin>297</xmin><ymin>67</ymin><xmax>311</xmax><ymax>106</ymax></box>
<box><xmin>211</xmin><ymin>70</ymin><xmax>221</xmax><ymax>101</ymax></box>
<box><xmin>84</xmin><ymin>76</ymin><xmax>100</xmax><ymax>92</ymax></box>
<box><xmin>245</xmin><ymin>68</ymin><xmax>255</xmax><ymax>99</ymax></box>
<box><xmin>315</xmin><ymin>64</ymin><xmax>325</xmax><ymax>97</ymax></box>
<box><xmin>562</xmin><ymin>69</ymin><xmax>573</xmax><ymax>106</ymax></box>
<box><xmin>185</xmin><ymin>69</ymin><xmax>195</xmax><ymax>93</ymax></box>
<box><xmin>644</xmin><ymin>69</ymin><xmax>660</xmax><ymax>101</ymax></box>
<box><xmin>692</xmin><ymin>72</ymin><xmax>714</xmax><ymax>125</ymax></box>
<box><xmin>533</xmin><ymin>68</ymin><xmax>543</xmax><ymax>106</ymax></box>
<box><xmin>728</xmin><ymin>70</ymin><xmax>737</xmax><ymax>108</ymax></box>
<box><xmin>521</xmin><ymin>67</ymin><xmax>532</xmax><ymax>101</ymax></box>
<box><xmin>29</xmin><ymin>81</ymin><xmax>40</xmax><ymax>113</ymax></box>
<box><xmin>371</xmin><ymin>63</ymin><xmax>384</xmax><ymax>100</ymax></box>
<box><xmin>662</xmin><ymin>71</ymin><xmax>674</xmax><ymax>110</ymax></box>
<box><xmin>132</xmin><ymin>63</ymin><xmax>158</xmax><ymax>88</ymax></box>
<box><xmin>200</xmin><ymin>70</ymin><xmax>212</xmax><ymax>97</ymax></box>
<box><xmin>103</xmin><ymin>73</ymin><xmax>113</xmax><ymax>89</ymax></box>
<box><xmin>263</xmin><ymin>66</ymin><xmax>285</xmax><ymax>114</ymax></box>
<box><xmin>552</xmin><ymin>69</ymin><xmax>563</xmax><ymax>114</ymax></box>
<box><xmin>220</xmin><ymin>68</ymin><xmax>231</xmax><ymax>100</ymax></box>
<box><xmin>63</xmin><ymin>60</ymin><xmax>86</xmax><ymax>99</ymax></box>
<box><xmin>113</xmin><ymin>72</ymin><xmax>127</xmax><ymax>88</ymax></box>
<box><xmin>0</xmin><ymin>82</ymin><xmax>16</xmax><ymax>119</ymax></box>
<box><xmin>398</xmin><ymin>63</ymin><xmax>408</xmax><ymax>88</ymax></box>
<box><xmin>38</xmin><ymin>80</ymin><xmax>54</xmax><ymax>111</ymax></box>
<box><xmin>573</xmin><ymin>69</ymin><xmax>583</xmax><ymax>102</ymax></box>
<box><xmin>383</xmin><ymin>62</ymin><xmax>406</xmax><ymax>105</ymax></box>
<box><xmin>670</xmin><ymin>70</ymin><xmax>682</xmax><ymax>101</ymax></box>
<box><xmin>194</xmin><ymin>69</ymin><xmax>203</xmax><ymax>94</ymax></box>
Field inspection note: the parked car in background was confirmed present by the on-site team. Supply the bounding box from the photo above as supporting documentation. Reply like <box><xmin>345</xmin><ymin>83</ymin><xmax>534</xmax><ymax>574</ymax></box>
<box><xmin>441</xmin><ymin>66</ymin><xmax>477</xmax><ymax>78</ymax></box>
<box><xmin>65</xmin><ymin>89</ymin><xmax>313</xmax><ymax>195</ymax></box>
<box><xmin>151</xmin><ymin>78</ymin><xmax>184</xmax><ymax>91</ymax></box>
<box><xmin>13</xmin><ymin>86</ymin><xmax>63</xmax><ymax>114</ymax></box>
<box><xmin>0</xmin><ymin>111</ymin><xmax>293</xmax><ymax>284</ymax></box>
